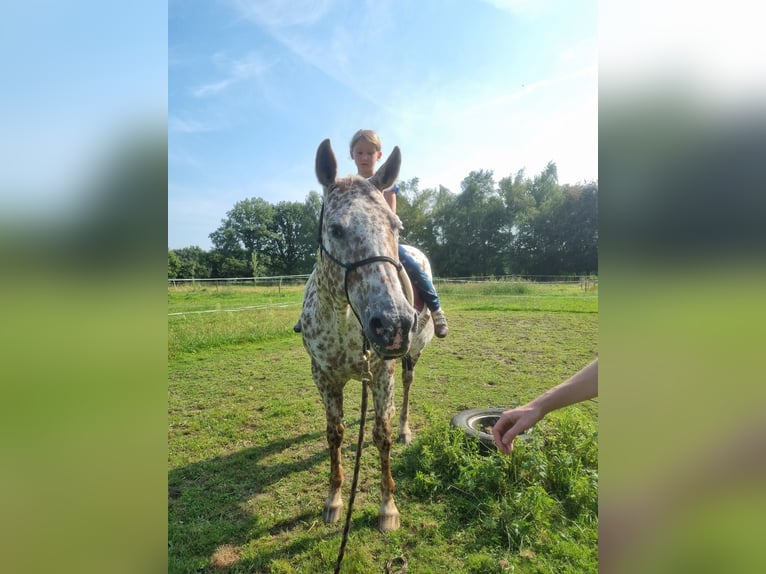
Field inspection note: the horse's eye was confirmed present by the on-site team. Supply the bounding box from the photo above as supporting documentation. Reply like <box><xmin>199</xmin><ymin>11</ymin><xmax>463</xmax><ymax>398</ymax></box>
<box><xmin>329</xmin><ymin>224</ymin><xmax>344</xmax><ymax>239</ymax></box>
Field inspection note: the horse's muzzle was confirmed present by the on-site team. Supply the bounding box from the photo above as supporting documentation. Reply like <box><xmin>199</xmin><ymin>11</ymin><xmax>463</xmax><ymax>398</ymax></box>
<box><xmin>365</xmin><ymin>310</ymin><xmax>416</xmax><ymax>358</ymax></box>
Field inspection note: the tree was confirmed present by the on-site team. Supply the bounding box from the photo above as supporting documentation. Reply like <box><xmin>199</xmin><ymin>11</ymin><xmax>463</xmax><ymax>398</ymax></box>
<box><xmin>171</xmin><ymin>246</ymin><xmax>210</xmax><ymax>278</ymax></box>
<box><xmin>426</xmin><ymin>185</ymin><xmax>457</xmax><ymax>276</ymax></box>
<box><xmin>530</xmin><ymin>161</ymin><xmax>559</xmax><ymax>205</ymax></box>
<box><xmin>168</xmin><ymin>250</ymin><xmax>181</xmax><ymax>278</ymax></box>
<box><xmin>174</xmin><ymin>162</ymin><xmax>596</xmax><ymax>281</ymax></box>
<box><xmin>210</xmin><ymin>198</ymin><xmax>276</xmax><ymax>275</ymax></box>
<box><xmin>206</xmin><ymin>249</ymin><xmax>251</xmax><ymax>278</ymax></box>
<box><xmin>251</xmin><ymin>251</ymin><xmax>261</xmax><ymax>279</ymax></box>
<box><xmin>299</xmin><ymin>191</ymin><xmax>322</xmax><ymax>270</ymax></box>
<box><xmin>498</xmin><ymin>170</ymin><xmax>536</xmax><ymax>274</ymax></box>
<box><xmin>512</xmin><ymin>178</ymin><xmax>598</xmax><ymax>276</ymax></box>
<box><xmin>395</xmin><ymin>178</ymin><xmax>427</xmax><ymax>244</ymax></box>
<box><xmin>438</xmin><ymin>170</ymin><xmax>510</xmax><ymax>276</ymax></box>
<box><xmin>556</xmin><ymin>183</ymin><xmax>598</xmax><ymax>273</ymax></box>
<box><xmin>498</xmin><ymin>170</ymin><xmax>536</xmax><ymax>228</ymax></box>
<box><xmin>264</xmin><ymin>201</ymin><xmax>318</xmax><ymax>275</ymax></box>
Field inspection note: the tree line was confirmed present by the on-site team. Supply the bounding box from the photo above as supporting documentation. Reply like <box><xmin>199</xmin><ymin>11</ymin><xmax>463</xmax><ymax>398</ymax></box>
<box><xmin>168</xmin><ymin>162</ymin><xmax>597</xmax><ymax>279</ymax></box>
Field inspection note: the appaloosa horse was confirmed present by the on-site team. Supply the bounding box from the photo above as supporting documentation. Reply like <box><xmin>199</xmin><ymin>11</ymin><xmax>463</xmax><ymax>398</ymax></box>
<box><xmin>299</xmin><ymin>139</ymin><xmax>435</xmax><ymax>532</ymax></box>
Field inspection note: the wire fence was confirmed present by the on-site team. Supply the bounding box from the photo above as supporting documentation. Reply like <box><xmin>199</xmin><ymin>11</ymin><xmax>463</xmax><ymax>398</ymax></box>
<box><xmin>168</xmin><ymin>274</ymin><xmax>598</xmax><ymax>317</ymax></box>
<box><xmin>167</xmin><ymin>274</ymin><xmax>311</xmax><ymax>288</ymax></box>
<box><xmin>436</xmin><ymin>274</ymin><xmax>597</xmax><ymax>286</ymax></box>
<box><xmin>168</xmin><ymin>273</ymin><xmax>597</xmax><ymax>288</ymax></box>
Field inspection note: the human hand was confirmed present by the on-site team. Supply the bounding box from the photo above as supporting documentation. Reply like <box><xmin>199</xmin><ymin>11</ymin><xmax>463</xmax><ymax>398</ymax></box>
<box><xmin>492</xmin><ymin>404</ymin><xmax>544</xmax><ymax>455</ymax></box>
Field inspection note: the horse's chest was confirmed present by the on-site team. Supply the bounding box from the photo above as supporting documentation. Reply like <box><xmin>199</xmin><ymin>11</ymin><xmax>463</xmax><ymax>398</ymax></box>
<box><xmin>306</xmin><ymin>325</ymin><xmax>370</xmax><ymax>377</ymax></box>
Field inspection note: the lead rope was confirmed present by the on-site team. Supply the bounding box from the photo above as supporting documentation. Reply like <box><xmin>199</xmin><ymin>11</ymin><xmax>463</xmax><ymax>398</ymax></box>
<box><xmin>334</xmin><ymin>341</ymin><xmax>372</xmax><ymax>574</ymax></box>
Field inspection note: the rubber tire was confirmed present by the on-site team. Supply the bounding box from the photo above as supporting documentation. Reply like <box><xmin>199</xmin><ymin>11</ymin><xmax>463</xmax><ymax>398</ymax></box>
<box><xmin>450</xmin><ymin>408</ymin><xmax>506</xmax><ymax>453</ymax></box>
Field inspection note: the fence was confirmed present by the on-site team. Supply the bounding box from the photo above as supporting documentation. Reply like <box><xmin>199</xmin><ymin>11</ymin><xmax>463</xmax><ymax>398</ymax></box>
<box><xmin>168</xmin><ymin>274</ymin><xmax>597</xmax><ymax>290</ymax></box>
<box><xmin>168</xmin><ymin>274</ymin><xmax>312</xmax><ymax>288</ymax></box>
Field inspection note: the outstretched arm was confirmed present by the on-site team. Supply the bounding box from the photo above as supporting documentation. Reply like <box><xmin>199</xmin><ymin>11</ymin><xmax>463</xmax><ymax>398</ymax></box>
<box><xmin>492</xmin><ymin>360</ymin><xmax>598</xmax><ymax>455</ymax></box>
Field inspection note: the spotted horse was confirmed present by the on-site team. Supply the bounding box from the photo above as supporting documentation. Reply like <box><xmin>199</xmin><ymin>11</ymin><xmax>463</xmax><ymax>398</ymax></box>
<box><xmin>299</xmin><ymin>139</ymin><xmax>435</xmax><ymax>532</ymax></box>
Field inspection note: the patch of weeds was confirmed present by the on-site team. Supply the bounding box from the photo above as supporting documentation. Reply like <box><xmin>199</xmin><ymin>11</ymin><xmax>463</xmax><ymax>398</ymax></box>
<box><xmin>395</xmin><ymin>407</ymin><xmax>598</xmax><ymax>571</ymax></box>
<box><xmin>465</xmin><ymin>551</ymin><xmax>504</xmax><ymax>574</ymax></box>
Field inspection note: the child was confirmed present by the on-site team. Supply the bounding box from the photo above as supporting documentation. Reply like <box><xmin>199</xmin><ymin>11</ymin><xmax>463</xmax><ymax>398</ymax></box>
<box><xmin>295</xmin><ymin>129</ymin><xmax>449</xmax><ymax>338</ymax></box>
<box><xmin>349</xmin><ymin>129</ymin><xmax>448</xmax><ymax>337</ymax></box>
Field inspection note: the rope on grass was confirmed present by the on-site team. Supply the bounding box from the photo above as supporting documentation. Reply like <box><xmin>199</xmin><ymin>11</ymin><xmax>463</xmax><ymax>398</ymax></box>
<box><xmin>333</xmin><ymin>376</ymin><xmax>369</xmax><ymax>574</ymax></box>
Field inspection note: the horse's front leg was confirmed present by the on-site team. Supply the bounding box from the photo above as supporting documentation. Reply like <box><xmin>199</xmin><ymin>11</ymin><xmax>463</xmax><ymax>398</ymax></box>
<box><xmin>317</xmin><ymin>378</ymin><xmax>345</xmax><ymax>523</ymax></box>
<box><xmin>372</xmin><ymin>362</ymin><xmax>400</xmax><ymax>532</ymax></box>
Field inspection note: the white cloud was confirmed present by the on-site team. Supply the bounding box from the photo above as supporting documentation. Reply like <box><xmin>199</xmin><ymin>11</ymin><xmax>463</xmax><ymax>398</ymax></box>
<box><xmin>226</xmin><ymin>0</ymin><xmax>391</xmax><ymax>108</ymax></box>
<box><xmin>476</xmin><ymin>0</ymin><xmax>553</xmax><ymax>16</ymax></box>
<box><xmin>228</xmin><ymin>0</ymin><xmax>333</xmax><ymax>28</ymax></box>
<box><xmin>169</xmin><ymin>116</ymin><xmax>214</xmax><ymax>133</ymax></box>
<box><xmin>192</xmin><ymin>80</ymin><xmax>232</xmax><ymax>98</ymax></box>
<box><xmin>191</xmin><ymin>51</ymin><xmax>274</xmax><ymax>98</ymax></box>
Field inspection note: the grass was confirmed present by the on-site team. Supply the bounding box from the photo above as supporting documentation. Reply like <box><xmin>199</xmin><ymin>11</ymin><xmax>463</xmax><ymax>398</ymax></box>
<box><xmin>169</xmin><ymin>280</ymin><xmax>598</xmax><ymax>573</ymax></box>
<box><xmin>168</xmin><ymin>284</ymin><xmax>305</xmax><ymax>357</ymax></box>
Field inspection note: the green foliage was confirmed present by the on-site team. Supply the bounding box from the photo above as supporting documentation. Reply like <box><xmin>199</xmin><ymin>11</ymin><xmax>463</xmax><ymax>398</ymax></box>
<box><xmin>513</xmin><ymin>183</ymin><xmax>598</xmax><ymax>276</ymax></box>
<box><xmin>396</xmin><ymin>409</ymin><xmax>598</xmax><ymax>567</ymax></box>
<box><xmin>211</xmin><ymin>197</ymin><xmax>275</xmax><ymax>255</ymax></box>
<box><xmin>435</xmin><ymin>170</ymin><xmax>511</xmax><ymax>276</ymax></box>
<box><xmin>250</xmin><ymin>251</ymin><xmax>260</xmax><ymax>278</ymax></box>
<box><xmin>170</xmin><ymin>164</ymin><xmax>597</xmax><ymax>280</ymax></box>
<box><xmin>206</xmin><ymin>249</ymin><xmax>251</xmax><ymax>278</ymax></box>
<box><xmin>172</xmin><ymin>245</ymin><xmax>210</xmax><ymax>278</ymax></box>
<box><xmin>168</xmin><ymin>249</ymin><xmax>181</xmax><ymax>278</ymax></box>
<box><xmin>202</xmin><ymin>195</ymin><xmax>319</xmax><ymax>278</ymax></box>
<box><xmin>266</xmin><ymin>201</ymin><xmax>318</xmax><ymax>275</ymax></box>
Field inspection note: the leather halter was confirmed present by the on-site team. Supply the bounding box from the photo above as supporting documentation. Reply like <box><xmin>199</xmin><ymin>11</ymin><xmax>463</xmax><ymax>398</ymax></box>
<box><xmin>317</xmin><ymin>202</ymin><xmax>403</xmax><ymax>330</ymax></box>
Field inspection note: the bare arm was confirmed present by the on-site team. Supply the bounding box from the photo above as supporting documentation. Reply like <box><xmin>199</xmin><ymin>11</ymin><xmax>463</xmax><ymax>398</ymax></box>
<box><xmin>383</xmin><ymin>189</ymin><xmax>397</xmax><ymax>213</ymax></box>
<box><xmin>493</xmin><ymin>360</ymin><xmax>598</xmax><ymax>454</ymax></box>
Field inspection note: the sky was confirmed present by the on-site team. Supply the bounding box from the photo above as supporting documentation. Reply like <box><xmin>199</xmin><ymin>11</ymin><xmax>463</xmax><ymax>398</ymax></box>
<box><xmin>0</xmin><ymin>1</ymin><xmax>166</xmax><ymax>218</ymax></box>
<box><xmin>169</xmin><ymin>0</ymin><xmax>597</xmax><ymax>250</ymax></box>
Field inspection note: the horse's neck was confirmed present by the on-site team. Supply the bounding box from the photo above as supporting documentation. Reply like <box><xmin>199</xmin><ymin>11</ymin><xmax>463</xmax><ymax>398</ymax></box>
<box><xmin>315</xmin><ymin>263</ymin><xmax>357</xmax><ymax>325</ymax></box>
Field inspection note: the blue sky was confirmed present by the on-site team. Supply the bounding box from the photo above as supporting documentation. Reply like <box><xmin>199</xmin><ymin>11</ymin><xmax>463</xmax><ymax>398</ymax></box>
<box><xmin>1</xmin><ymin>1</ymin><xmax>166</xmax><ymax>218</ymax></box>
<box><xmin>169</xmin><ymin>0</ymin><xmax>597</xmax><ymax>250</ymax></box>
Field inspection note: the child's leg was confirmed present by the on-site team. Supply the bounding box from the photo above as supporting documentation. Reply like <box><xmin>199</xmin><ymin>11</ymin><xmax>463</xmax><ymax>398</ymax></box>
<box><xmin>398</xmin><ymin>245</ymin><xmax>448</xmax><ymax>338</ymax></box>
<box><xmin>398</xmin><ymin>246</ymin><xmax>440</xmax><ymax>310</ymax></box>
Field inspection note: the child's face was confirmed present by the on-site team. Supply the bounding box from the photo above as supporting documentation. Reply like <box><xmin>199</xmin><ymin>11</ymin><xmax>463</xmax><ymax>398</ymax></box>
<box><xmin>351</xmin><ymin>140</ymin><xmax>382</xmax><ymax>178</ymax></box>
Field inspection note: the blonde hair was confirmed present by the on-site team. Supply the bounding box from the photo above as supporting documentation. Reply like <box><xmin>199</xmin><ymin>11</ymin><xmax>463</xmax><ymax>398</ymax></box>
<box><xmin>349</xmin><ymin>129</ymin><xmax>381</xmax><ymax>155</ymax></box>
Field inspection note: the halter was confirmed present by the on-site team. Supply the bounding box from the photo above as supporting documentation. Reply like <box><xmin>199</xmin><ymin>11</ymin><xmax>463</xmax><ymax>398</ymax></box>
<box><xmin>317</xmin><ymin>202</ymin><xmax>404</xmax><ymax>331</ymax></box>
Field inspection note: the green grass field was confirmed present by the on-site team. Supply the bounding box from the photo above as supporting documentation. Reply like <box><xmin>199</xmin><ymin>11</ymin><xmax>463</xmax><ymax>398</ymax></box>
<box><xmin>169</xmin><ymin>280</ymin><xmax>598</xmax><ymax>573</ymax></box>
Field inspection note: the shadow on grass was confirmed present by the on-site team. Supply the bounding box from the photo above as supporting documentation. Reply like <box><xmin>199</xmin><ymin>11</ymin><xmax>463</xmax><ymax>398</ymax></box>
<box><xmin>168</xmin><ymin>430</ymin><xmax>330</xmax><ymax>573</ymax></box>
<box><xmin>168</xmin><ymin>412</ymin><xmax>427</xmax><ymax>572</ymax></box>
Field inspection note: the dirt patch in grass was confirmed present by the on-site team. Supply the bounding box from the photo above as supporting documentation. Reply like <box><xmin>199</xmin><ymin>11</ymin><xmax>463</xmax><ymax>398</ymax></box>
<box><xmin>210</xmin><ymin>544</ymin><xmax>241</xmax><ymax>569</ymax></box>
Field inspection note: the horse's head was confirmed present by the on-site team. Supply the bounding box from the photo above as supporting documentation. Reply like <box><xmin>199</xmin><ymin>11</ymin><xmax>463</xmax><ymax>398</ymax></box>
<box><xmin>314</xmin><ymin>138</ymin><xmax>417</xmax><ymax>359</ymax></box>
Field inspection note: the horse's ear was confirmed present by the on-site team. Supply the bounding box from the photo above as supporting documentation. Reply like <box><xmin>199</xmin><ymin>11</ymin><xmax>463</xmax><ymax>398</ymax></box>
<box><xmin>369</xmin><ymin>146</ymin><xmax>401</xmax><ymax>191</ymax></box>
<box><xmin>315</xmin><ymin>139</ymin><xmax>337</xmax><ymax>187</ymax></box>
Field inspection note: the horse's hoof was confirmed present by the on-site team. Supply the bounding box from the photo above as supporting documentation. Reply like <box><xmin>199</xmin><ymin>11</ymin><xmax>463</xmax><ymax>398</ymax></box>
<box><xmin>323</xmin><ymin>503</ymin><xmax>343</xmax><ymax>523</ymax></box>
<box><xmin>379</xmin><ymin>500</ymin><xmax>400</xmax><ymax>532</ymax></box>
<box><xmin>379</xmin><ymin>511</ymin><xmax>400</xmax><ymax>532</ymax></box>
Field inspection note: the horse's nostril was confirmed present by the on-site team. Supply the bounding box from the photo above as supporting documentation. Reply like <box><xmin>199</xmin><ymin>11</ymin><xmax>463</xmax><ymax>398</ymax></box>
<box><xmin>369</xmin><ymin>316</ymin><xmax>384</xmax><ymax>334</ymax></box>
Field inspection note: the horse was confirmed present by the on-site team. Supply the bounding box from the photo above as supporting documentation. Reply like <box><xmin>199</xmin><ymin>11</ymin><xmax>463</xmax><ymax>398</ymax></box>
<box><xmin>299</xmin><ymin>139</ymin><xmax>435</xmax><ymax>532</ymax></box>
